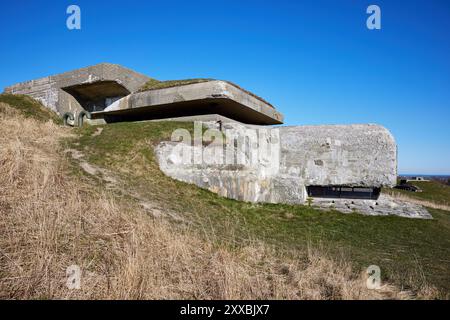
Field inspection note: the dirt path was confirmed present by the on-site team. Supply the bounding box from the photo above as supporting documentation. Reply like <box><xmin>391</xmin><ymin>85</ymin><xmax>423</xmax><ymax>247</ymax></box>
<box><xmin>64</xmin><ymin>148</ymin><xmax>184</xmax><ymax>222</ymax></box>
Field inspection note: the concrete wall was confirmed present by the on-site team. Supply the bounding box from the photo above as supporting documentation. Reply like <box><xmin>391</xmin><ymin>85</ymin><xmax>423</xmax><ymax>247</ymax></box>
<box><xmin>155</xmin><ymin>122</ymin><xmax>397</xmax><ymax>205</ymax></box>
<box><xmin>278</xmin><ymin>124</ymin><xmax>397</xmax><ymax>187</ymax></box>
<box><xmin>155</xmin><ymin>121</ymin><xmax>433</xmax><ymax>218</ymax></box>
<box><xmin>4</xmin><ymin>75</ymin><xmax>60</xmax><ymax>113</ymax></box>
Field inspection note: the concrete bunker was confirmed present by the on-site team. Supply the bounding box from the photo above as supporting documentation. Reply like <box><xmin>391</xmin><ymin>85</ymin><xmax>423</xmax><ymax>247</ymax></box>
<box><xmin>3</xmin><ymin>64</ymin><xmax>283</xmax><ymax>126</ymax></box>
<box><xmin>2</xmin><ymin>63</ymin><xmax>432</xmax><ymax>218</ymax></box>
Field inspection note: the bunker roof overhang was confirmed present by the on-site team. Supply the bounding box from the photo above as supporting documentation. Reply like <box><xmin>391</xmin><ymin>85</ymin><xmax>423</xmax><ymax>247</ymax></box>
<box><xmin>62</xmin><ymin>80</ymin><xmax>131</xmax><ymax>100</ymax></box>
<box><xmin>91</xmin><ymin>80</ymin><xmax>284</xmax><ymax>125</ymax></box>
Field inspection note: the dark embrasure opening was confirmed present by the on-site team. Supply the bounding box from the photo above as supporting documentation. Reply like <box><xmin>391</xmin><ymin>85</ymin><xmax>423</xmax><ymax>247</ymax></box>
<box><xmin>306</xmin><ymin>186</ymin><xmax>381</xmax><ymax>200</ymax></box>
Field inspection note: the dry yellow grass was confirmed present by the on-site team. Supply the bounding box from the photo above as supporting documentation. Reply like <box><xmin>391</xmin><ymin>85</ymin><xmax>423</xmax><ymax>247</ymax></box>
<box><xmin>0</xmin><ymin>103</ymin><xmax>431</xmax><ymax>299</ymax></box>
<box><xmin>384</xmin><ymin>189</ymin><xmax>450</xmax><ymax>212</ymax></box>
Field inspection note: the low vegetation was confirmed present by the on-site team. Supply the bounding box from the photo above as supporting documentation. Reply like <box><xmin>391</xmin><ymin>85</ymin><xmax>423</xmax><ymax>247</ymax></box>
<box><xmin>0</xmin><ymin>95</ymin><xmax>448</xmax><ymax>299</ymax></box>
<box><xmin>0</xmin><ymin>94</ymin><xmax>61</xmax><ymax>123</ymax></box>
<box><xmin>138</xmin><ymin>78</ymin><xmax>213</xmax><ymax>92</ymax></box>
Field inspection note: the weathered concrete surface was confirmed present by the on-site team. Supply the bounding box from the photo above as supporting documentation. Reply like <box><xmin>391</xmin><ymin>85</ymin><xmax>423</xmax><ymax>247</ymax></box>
<box><xmin>92</xmin><ymin>80</ymin><xmax>284</xmax><ymax>125</ymax></box>
<box><xmin>278</xmin><ymin>124</ymin><xmax>397</xmax><ymax>187</ymax></box>
<box><xmin>311</xmin><ymin>194</ymin><xmax>432</xmax><ymax>219</ymax></box>
<box><xmin>154</xmin><ymin>121</ymin><xmax>429</xmax><ymax>218</ymax></box>
<box><xmin>3</xmin><ymin>63</ymin><xmax>150</xmax><ymax>115</ymax></box>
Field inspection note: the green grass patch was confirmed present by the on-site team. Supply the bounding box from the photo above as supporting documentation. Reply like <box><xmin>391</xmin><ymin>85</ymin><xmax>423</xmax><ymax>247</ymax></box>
<box><xmin>385</xmin><ymin>180</ymin><xmax>450</xmax><ymax>206</ymax></box>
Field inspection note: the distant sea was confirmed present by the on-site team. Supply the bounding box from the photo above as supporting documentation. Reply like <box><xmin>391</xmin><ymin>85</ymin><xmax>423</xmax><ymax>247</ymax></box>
<box><xmin>399</xmin><ymin>174</ymin><xmax>450</xmax><ymax>178</ymax></box>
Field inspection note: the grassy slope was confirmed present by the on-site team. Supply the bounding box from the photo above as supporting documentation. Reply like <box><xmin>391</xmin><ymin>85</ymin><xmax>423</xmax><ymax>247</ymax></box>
<box><xmin>67</xmin><ymin>121</ymin><xmax>450</xmax><ymax>296</ymax></box>
<box><xmin>385</xmin><ymin>181</ymin><xmax>450</xmax><ymax>206</ymax></box>
<box><xmin>2</xmin><ymin>94</ymin><xmax>448</xmax><ymax>297</ymax></box>
<box><xmin>3</xmin><ymin>97</ymin><xmax>397</xmax><ymax>299</ymax></box>
<box><xmin>0</xmin><ymin>94</ymin><xmax>61</xmax><ymax>123</ymax></box>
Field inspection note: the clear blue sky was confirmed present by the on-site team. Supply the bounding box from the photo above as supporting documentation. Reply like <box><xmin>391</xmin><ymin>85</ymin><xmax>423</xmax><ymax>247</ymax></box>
<box><xmin>1</xmin><ymin>0</ymin><xmax>449</xmax><ymax>174</ymax></box>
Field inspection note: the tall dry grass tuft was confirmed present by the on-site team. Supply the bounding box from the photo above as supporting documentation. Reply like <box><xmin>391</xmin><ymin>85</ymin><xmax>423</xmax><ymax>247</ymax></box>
<box><xmin>0</xmin><ymin>103</ymin><xmax>410</xmax><ymax>299</ymax></box>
